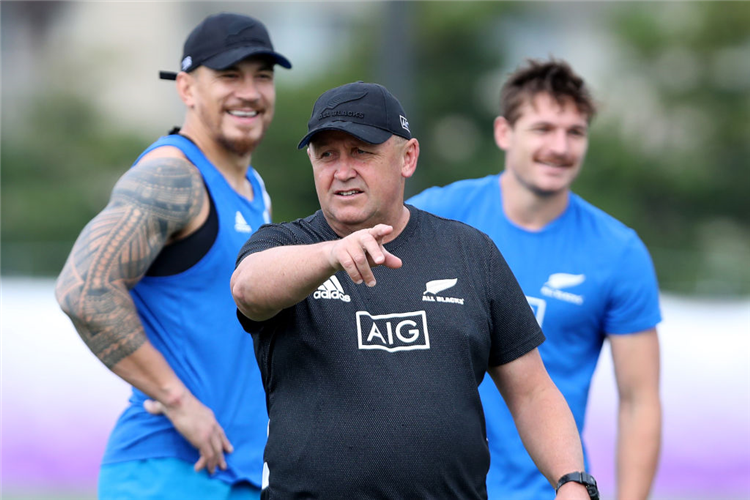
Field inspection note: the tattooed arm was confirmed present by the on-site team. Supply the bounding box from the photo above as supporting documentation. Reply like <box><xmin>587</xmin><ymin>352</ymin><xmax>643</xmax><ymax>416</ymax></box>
<box><xmin>55</xmin><ymin>157</ymin><xmax>232</xmax><ymax>474</ymax></box>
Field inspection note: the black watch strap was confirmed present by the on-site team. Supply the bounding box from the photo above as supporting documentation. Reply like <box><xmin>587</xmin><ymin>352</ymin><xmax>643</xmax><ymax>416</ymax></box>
<box><xmin>555</xmin><ymin>471</ymin><xmax>600</xmax><ymax>500</ymax></box>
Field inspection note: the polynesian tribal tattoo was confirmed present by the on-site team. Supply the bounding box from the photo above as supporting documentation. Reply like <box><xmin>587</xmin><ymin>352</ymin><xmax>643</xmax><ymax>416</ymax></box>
<box><xmin>55</xmin><ymin>158</ymin><xmax>205</xmax><ymax>368</ymax></box>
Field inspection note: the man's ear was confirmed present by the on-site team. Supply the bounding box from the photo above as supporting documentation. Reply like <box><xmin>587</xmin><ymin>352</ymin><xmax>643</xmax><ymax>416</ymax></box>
<box><xmin>494</xmin><ymin>116</ymin><xmax>512</xmax><ymax>151</ymax></box>
<box><xmin>176</xmin><ymin>71</ymin><xmax>195</xmax><ymax>107</ymax></box>
<box><xmin>401</xmin><ymin>138</ymin><xmax>420</xmax><ymax>179</ymax></box>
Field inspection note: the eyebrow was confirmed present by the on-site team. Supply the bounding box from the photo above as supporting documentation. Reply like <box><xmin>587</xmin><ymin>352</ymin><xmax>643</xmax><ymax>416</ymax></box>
<box><xmin>528</xmin><ymin>120</ymin><xmax>587</xmax><ymax>131</ymax></box>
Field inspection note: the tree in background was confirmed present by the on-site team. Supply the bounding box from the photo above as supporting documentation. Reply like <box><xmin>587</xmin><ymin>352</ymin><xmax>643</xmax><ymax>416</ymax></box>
<box><xmin>2</xmin><ymin>1</ymin><xmax>748</xmax><ymax>295</ymax></box>
<box><xmin>585</xmin><ymin>2</ymin><xmax>750</xmax><ymax>295</ymax></box>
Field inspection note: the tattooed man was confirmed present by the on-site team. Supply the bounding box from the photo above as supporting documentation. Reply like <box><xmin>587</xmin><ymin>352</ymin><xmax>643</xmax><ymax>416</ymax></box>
<box><xmin>55</xmin><ymin>13</ymin><xmax>290</xmax><ymax>500</ymax></box>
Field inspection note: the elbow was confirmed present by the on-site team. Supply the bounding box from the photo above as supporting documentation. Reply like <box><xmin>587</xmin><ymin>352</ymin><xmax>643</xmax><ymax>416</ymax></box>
<box><xmin>231</xmin><ymin>272</ymin><xmax>279</xmax><ymax>322</ymax></box>
<box><xmin>231</xmin><ymin>274</ymin><xmax>251</xmax><ymax>312</ymax></box>
<box><xmin>231</xmin><ymin>270</ymin><xmax>263</xmax><ymax>321</ymax></box>
<box><xmin>54</xmin><ymin>275</ymin><xmax>80</xmax><ymax>319</ymax></box>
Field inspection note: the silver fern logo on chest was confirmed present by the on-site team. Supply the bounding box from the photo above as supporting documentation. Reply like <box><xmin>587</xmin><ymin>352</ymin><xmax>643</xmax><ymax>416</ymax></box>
<box><xmin>541</xmin><ymin>273</ymin><xmax>585</xmax><ymax>305</ymax></box>
<box><xmin>421</xmin><ymin>278</ymin><xmax>464</xmax><ymax>305</ymax></box>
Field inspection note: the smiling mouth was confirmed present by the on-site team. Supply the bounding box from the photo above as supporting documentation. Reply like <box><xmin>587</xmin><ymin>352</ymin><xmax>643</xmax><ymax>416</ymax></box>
<box><xmin>227</xmin><ymin>110</ymin><xmax>259</xmax><ymax>118</ymax></box>
<box><xmin>537</xmin><ymin>160</ymin><xmax>572</xmax><ymax>168</ymax></box>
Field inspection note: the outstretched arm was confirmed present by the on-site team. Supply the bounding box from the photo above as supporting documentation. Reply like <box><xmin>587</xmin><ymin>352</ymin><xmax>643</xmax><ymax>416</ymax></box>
<box><xmin>232</xmin><ymin>224</ymin><xmax>402</xmax><ymax>321</ymax></box>
<box><xmin>610</xmin><ymin>328</ymin><xmax>661</xmax><ymax>500</ymax></box>
<box><xmin>55</xmin><ymin>157</ymin><xmax>231</xmax><ymax>473</ymax></box>
<box><xmin>488</xmin><ymin>349</ymin><xmax>591</xmax><ymax>499</ymax></box>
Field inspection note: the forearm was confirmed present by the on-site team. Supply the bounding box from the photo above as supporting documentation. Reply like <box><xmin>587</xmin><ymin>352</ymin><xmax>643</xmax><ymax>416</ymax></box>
<box><xmin>112</xmin><ymin>341</ymin><xmax>191</xmax><ymax>408</ymax></box>
<box><xmin>616</xmin><ymin>395</ymin><xmax>662</xmax><ymax>500</ymax></box>
<box><xmin>232</xmin><ymin>243</ymin><xmax>338</xmax><ymax>321</ymax></box>
<box><xmin>512</xmin><ymin>383</ymin><xmax>585</xmax><ymax>488</ymax></box>
<box><xmin>609</xmin><ymin>328</ymin><xmax>662</xmax><ymax>499</ymax></box>
<box><xmin>232</xmin><ymin>224</ymin><xmax>404</xmax><ymax>321</ymax></box>
<box><xmin>56</xmin><ymin>272</ymin><xmax>187</xmax><ymax>405</ymax></box>
<box><xmin>489</xmin><ymin>352</ymin><xmax>586</xmax><ymax>489</ymax></box>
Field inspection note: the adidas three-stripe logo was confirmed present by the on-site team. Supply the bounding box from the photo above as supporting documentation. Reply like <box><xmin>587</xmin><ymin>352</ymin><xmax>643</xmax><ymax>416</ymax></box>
<box><xmin>234</xmin><ymin>212</ymin><xmax>252</xmax><ymax>233</ymax></box>
<box><xmin>313</xmin><ymin>276</ymin><xmax>351</xmax><ymax>302</ymax></box>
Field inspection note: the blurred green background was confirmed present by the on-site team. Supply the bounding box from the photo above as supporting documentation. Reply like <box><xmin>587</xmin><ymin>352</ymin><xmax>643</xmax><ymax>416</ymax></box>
<box><xmin>2</xmin><ymin>3</ymin><xmax>750</xmax><ymax>500</ymax></box>
<box><xmin>2</xmin><ymin>0</ymin><xmax>749</xmax><ymax>296</ymax></box>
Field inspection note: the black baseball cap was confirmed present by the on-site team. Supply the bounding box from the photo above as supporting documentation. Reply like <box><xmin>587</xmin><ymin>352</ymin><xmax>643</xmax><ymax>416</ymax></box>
<box><xmin>160</xmin><ymin>12</ymin><xmax>291</xmax><ymax>80</ymax></box>
<box><xmin>297</xmin><ymin>81</ymin><xmax>412</xmax><ymax>149</ymax></box>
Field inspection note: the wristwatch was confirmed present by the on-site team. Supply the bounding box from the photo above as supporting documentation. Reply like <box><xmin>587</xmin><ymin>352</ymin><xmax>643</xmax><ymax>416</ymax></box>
<box><xmin>555</xmin><ymin>471</ymin><xmax>600</xmax><ymax>499</ymax></box>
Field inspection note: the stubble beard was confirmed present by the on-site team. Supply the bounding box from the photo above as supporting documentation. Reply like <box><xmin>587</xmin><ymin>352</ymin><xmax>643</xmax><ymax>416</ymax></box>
<box><xmin>207</xmin><ymin>106</ymin><xmax>268</xmax><ymax>157</ymax></box>
<box><xmin>511</xmin><ymin>164</ymin><xmax>567</xmax><ymax>198</ymax></box>
<box><xmin>217</xmin><ymin>133</ymin><xmax>260</xmax><ymax>157</ymax></box>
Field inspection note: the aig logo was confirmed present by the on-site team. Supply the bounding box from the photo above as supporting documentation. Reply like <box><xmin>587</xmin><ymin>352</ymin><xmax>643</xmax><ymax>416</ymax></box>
<box><xmin>356</xmin><ymin>311</ymin><xmax>430</xmax><ymax>352</ymax></box>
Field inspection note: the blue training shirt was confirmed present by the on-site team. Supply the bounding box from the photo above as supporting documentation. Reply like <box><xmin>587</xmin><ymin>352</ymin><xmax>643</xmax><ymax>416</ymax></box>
<box><xmin>408</xmin><ymin>173</ymin><xmax>661</xmax><ymax>499</ymax></box>
<box><xmin>102</xmin><ymin>135</ymin><xmax>271</xmax><ymax>487</ymax></box>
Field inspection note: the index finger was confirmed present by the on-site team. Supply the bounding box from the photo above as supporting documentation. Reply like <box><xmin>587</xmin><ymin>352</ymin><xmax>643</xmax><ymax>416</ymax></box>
<box><xmin>368</xmin><ymin>224</ymin><xmax>393</xmax><ymax>240</ymax></box>
<box><xmin>361</xmin><ymin>235</ymin><xmax>386</xmax><ymax>266</ymax></box>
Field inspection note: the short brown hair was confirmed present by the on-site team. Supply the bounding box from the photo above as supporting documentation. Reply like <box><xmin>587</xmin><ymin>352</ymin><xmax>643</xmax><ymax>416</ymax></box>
<box><xmin>500</xmin><ymin>58</ymin><xmax>597</xmax><ymax>125</ymax></box>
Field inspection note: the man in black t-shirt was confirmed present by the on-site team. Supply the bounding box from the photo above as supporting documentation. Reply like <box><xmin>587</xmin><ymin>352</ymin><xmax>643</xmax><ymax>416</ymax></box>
<box><xmin>231</xmin><ymin>82</ymin><xmax>596</xmax><ymax>500</ymax></box>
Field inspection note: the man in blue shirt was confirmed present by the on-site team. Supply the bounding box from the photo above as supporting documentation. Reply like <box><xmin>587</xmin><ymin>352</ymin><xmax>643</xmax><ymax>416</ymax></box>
<box><xmin>408</xmin><ymin>59</ymin><xmax>662</xmax><ymax>500</ymax></box>
<box><xmin>55</xmin><ymin>13</ymin><xmax>290</xmax><ymax>500</ymax></box>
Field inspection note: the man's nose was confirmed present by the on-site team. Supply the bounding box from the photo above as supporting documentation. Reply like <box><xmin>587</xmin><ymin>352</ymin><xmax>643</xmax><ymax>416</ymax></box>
<box><xmin>235</xmin><ymin>79</ymin><xmax>261</xmax><ymax>101</ymax></box>
<box><xmin>334</xmin><ymin>158</ymin><xmax>357</xmax><ymax>181</ymax></box>
<box><xmin>548</xmin><ymin>129</ymin><xmax>570</xmax><ymax>155</ymax></box>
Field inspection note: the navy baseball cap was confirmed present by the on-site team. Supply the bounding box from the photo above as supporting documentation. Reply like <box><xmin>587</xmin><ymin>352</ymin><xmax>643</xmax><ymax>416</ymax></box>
<box><xmin>297</xmin><ymin>81</ymin><xmax>412</xmax><ymax>149</ymax></box>
<box><xmin>160</xmin><ymin>12</ymin><xmax>291</xmax><ymax>80</ymax></box>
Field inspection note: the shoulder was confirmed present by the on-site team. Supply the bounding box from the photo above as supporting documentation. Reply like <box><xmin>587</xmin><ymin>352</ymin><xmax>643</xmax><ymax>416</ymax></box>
<box><xmin>122</xmin><ymin>155</ymin><xmax>202</xmax><ymax>190</ymax></box>
<box><xmin>414</xmin><ymin>207</ymin><xmax>497</xmax><ymax>251</ymax></box>
<box><xmin>237</xmin><ymin>211</ymin><xmax>330</xmax><ymax>265</ymax></box>
<box><xmin>568</xmin><ymin>194</ymin><xmax>655</xmax><ymax>279</ymax></box>
<box><xmin>254</xmin><ymin>211</ymin><xmax>332</xmax><ymax>244</ymax></box>
<box><xmin>135</xmin><ymin>145</ymin><xmax>190</xmax><ymax>165</ymax></box>
<box><xmin>570</xmin><ymin>193</ymin><xmax>642</xmax><ymax>247</ymax></box>
<box><xmin>420</xmin><ymin>174</ymin><xmax>498</xmax><ymax>194</ymax></box>
<box><xmin>111</xmin><ymin>156</ymin><xmax>205</xmax><ymax>216</ymax></box>
<box><xmin>411</xmin><ymin>208</ymin><xmax>512</xmax><ymax>293</ymax></box>
<box><xmin>408</xmin><ymin>175</ymin><xmax>499</xmax><ymax>209</ymax></box>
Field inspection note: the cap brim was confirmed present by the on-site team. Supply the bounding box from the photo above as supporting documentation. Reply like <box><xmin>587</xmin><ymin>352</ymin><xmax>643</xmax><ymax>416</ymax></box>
<box><xmin>203</xmin><ymin>46</ymin><xmax>292</xmax><ymax>70</ymax></box>
<box><xmin>297</xmin><ymin>122</ymin><xmax>393</xmax><ymax>149</ymax></box>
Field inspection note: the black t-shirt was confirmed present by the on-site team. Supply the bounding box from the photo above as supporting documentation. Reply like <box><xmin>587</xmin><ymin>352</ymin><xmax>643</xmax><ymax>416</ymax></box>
<box><xmin>237</xmin><ymin>205</ymin><xmax>544</xmax><ymax>499</ymax></box>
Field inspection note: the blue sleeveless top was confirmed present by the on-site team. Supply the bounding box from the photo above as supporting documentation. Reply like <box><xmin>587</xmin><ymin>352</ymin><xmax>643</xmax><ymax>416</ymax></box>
<box><xmin>102</xmin><ymin>135</ymin><xmax>271</xmax><ymax>487</ymax></box>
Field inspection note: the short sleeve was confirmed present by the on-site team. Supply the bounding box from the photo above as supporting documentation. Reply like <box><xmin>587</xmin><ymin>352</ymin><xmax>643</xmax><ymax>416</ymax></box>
<box><xmin>604</xmin><ymin>234</ymin><xmax>662</xmax><ymax>334</ymax></box>
<box><xmin>234</xmin><ymin>223</ymin><xmax>299</xmax><ymax>333</ymax></box>
<box><xmin>235</xmin><ymin>223</ymin><xmax>297</xmax><ymax>268</ymax></box>
<box><xmin>485</xmin><ymin>236</ymin><xmax>546</xmax><ymax>366</ymax></box>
